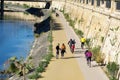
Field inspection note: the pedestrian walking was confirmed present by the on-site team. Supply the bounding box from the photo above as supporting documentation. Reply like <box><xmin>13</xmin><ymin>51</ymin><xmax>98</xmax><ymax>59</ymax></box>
<box><xmin>68</xmin><ymin>39</ymin><xmax>73</xmax><ymax>49</ymax></box>
<box><xmin>56</xmin><ymin>43</ymin><xmax>60</xmax><ymax>59</ymax></box>
<box><xmin>61</xmin><ymin>43</ymin><xmax>66</xmax><ymax>58</ymax></box>
<box><xmin>85</xmin><ymin>50</ymin><xmax>92</xmax><ymax>67</ymax></box>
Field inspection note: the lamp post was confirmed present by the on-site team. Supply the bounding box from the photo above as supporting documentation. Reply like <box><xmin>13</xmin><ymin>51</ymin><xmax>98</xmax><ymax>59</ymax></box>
<box><xmin>0</xmin><ymin>0</ymin><xmax>4</xmax><ymax>20</ymax></box>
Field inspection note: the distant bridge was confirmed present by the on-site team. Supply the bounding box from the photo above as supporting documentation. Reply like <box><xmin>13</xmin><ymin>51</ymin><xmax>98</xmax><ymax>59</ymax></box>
<box><xmin>0</xmin><ymin>0</ymin><xmax>52</xmax><ymax>20</ymax></box>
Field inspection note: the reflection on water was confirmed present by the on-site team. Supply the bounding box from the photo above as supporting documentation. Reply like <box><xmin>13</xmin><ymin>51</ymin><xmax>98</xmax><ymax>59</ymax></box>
<box><xmin>0</xmin><ymin>20</ymin><xmax>34</xmax><ymax>70</ymax></box>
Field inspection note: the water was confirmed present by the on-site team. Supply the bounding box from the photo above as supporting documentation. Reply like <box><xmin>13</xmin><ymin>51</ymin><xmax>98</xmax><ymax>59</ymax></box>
<box><xmin>0</xmin><ymin>20</ymin><xmax>34</xmax><ymax>70</ymax></box>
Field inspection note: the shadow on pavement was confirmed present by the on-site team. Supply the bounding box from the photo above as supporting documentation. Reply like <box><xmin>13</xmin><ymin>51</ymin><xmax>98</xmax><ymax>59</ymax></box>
<box><xmin>74</xmin><ymin>50</ymin><xmax>85</xmax><ymax>54</ymax></box>
<box><xmin>62</xmin><ymin>56</ymin><xmax>81</xmax><ymax>59</ymax></box>
<box><xmin>52</xmin><ymin>22</ymin><xmax>63</xmax><ymax>30</ymax></box>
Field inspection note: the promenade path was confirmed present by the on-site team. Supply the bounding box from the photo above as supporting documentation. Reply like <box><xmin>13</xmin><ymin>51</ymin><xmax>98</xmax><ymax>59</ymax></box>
<box><xmin>38</xmin><ymin>11</ymin><xmax>109</xmax><ymax>80</ymax></box>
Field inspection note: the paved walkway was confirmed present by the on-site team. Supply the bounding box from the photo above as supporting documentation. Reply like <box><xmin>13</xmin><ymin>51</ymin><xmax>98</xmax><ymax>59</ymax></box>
<box><xmin>38</xmin><ymin>11</ymin><xmax>109</xmax><ymax>80</ymax></box>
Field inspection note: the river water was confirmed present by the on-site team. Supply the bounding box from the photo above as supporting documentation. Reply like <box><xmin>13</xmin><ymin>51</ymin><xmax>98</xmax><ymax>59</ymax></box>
<box><xmin>0</xmin><ymin>20</ymin><xmax>34</xmax><ymax>70</ymax></box>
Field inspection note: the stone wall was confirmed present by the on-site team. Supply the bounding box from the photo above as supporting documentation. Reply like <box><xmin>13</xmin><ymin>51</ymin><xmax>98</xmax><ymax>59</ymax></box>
<box><xmin>51</xmin><ymin>0</ymin><xmax>120</xmax><ymax>64</ymax></box>
<box><xmin>5</xmin><ymin>1</ymin><xmax>46</xmax><ymax>8</ymax></box>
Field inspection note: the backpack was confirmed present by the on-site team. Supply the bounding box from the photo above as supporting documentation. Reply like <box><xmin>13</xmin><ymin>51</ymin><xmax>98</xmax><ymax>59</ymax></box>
<box><xmin>61</xmin><ymin>45</ymin><xmax>66</xmax><ymax>50</ymax></box>
<box><xmin>86</xmin><ymin>51</ymin><xmax>92</xmax><ymax>57</ymax></box>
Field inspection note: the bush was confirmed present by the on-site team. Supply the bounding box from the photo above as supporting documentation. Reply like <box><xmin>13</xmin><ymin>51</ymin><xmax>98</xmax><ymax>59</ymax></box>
<box><xmin>107</xmin><ymin>62</ymin><xmax>119</xmax><ymax>78</ymax></box>
<box><xmin>28</xmin><ymin>72</ymin><xmax>41</xmax><ymax>79</ymax></box>
<box><xmin>28</xmin><ymin>56</ymin><xmax>32</xmax><ymax>59</ymax></box>
<box><xmin>95</xmin><ymin>53</ymin><xmax>104</xmax><ymax>65</ymax></box>
<box><xmin>69</xmin><ymin>19</ymin><xmax>75</xmax><ymax>28</ymax></box>
<box><xmin>44</xmin><ymin>53</ymin><xmax>53</xmax><ymax>62</ymax></box>
<box><xmin>34</xmin><ymin>33</ymin><xmax>40</xmax><ymax>38</ymax></box>
<box><xmin>23</xmin><ymin>4</ymin><xmax>29</xmax><ymax>8</ymax></box>
<box><xmin>48</xmin><ymin>33</ymin><xmax>52</xmax><ymax>43</ymax></box>
<box><xmin>110</xmin><ymin>77</ymin><xmax>118</xmax><ymax>80</ymax></box>
<box><xmin>86</xmin><ymin>38</ymin><xmax>91</xmax><ymax>48</ymax></box>
<box><xmin>64</xmin><ymin>13</ymin><xmax>69</xmax><ymax>20</ymax></box>
<box><xmin>49</xmin><ymin>44</ymin><xmax>53</xmax><ymax>52</ymax></box>
<box><xmin>75</xmin><ymin>29</ymin><xmax>84</xmax><ymax>37</ymax></box>
<box><xmin>36</xmin><ymin>66</ymin><xmax>45</xmax><ymax>73</ymax></box>
<box><xmin>91</xmin><ymin>46</ymin><xmax>101</xmax><ymax>60</ymax></box>
<box><xmin>39</xmin><ymin>60</ymin><xmax>49</xmax><ymax>68</ymax></box>
<box><xmin>8</xmin><ymin>62</ymin><xmax>18</xmax><ymax>73</ymax></box>
<box><xmin>101</xmin><ymin>36</ymin><xmax>104</xmax><ymax>43</ymax></box>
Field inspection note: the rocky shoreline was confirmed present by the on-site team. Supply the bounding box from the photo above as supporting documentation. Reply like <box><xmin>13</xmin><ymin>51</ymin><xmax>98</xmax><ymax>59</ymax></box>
<box><xmin>2</xmin><ymin>4</ymin><xmax>51</xmax><ymax>80</ymax></box>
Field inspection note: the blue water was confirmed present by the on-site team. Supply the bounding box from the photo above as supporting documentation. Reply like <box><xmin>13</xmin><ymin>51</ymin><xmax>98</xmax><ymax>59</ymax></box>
<box><xmin>0</xmin><ymin>20</ymin><xmax>34</xmax><ymax>69</ymax></box>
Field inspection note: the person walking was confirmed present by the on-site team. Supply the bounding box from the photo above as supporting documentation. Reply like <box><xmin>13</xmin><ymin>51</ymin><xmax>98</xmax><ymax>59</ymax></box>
<box><xmin>68</xmin><ymin>39</ymin><xmax>73</xmax><ymax>49</ymax></box>
<box><xmin>80</xmin><ymin>37</ymin><xmax>86</xmax><ymax>49</ymax></box>
<box><xmin>56</xmin><ymin>43</ymin><xmax>60</xmax><ymax>59</ymax></box>
<box><xmin>61</xmin><ymin>43</ymin><xmax>66</xmax><ymax>58</ymax></box>
<box><xmin>85</xmin><ymin>50</ymin><xmax>92</xmax><ymax>67</ymax></box>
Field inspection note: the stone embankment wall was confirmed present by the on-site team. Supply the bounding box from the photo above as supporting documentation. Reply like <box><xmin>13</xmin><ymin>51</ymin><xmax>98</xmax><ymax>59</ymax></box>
<box><xmin>5</xmin><ymin>1</ymin><xmax>46</xmax><ymax>8</ymax></box>
<box><xmin>4</xmin><ymin>1</ymin><xmax>47</xmax><ymax>20</ymax></box>
<box><xmin>51</xmin><ymin>1</ymin><xmax>120</xmax><ymax>64</ymax></box>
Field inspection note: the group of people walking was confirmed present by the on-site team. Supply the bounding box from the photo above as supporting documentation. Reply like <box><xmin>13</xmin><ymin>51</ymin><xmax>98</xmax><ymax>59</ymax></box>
<box><xmin>56</xmin><ymin>43</ymin><xmax>66</xmax><ymax>59</ymax></box>
<box><xmin>55</xmin><ymin>37</ymin><xmax>93</xmax><ymax>67</ymax></box>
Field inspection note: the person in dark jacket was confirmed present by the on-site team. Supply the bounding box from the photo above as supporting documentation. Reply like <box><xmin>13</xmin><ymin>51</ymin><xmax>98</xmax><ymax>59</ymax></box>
<box><xmin>56</xmin><ymin>43</ymin><xmax>60</xmax><ymax>59</ymax></box>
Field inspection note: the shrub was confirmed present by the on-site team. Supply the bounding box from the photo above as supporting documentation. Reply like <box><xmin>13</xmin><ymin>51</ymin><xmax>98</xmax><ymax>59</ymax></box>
<box><xmin>39</xmin><ymin>60</ymin><xmax>48</xmax><ymax>67</ymax></box>
<box><xmin>36</xmin><ymin>66</ymin><xmax>45</xmax><ymax>73</ymax></box>
<box><xmin>28</xmin><ymin>72</ymin><xmax>41</xmax><ymax>79</ymax></box>
<box><xmin>28</xmin><ymin>56</ymin><xmax>32</xmax><ymax>59</ymax></box>
<box><xmin>86</xmin><ymin>38</ymin><xmax>91</xmax><ymax>48</ymax></box>
<box><xmin>75</xmin><ymin>29</ymin><xmax>84</xmax><ymax>37</ymax></box>
<box><xmin>91</xmin><ymin>46</ymin><xmax>101</xmax><ymax>60</ymax></box>
<box><xmin>49</xmin><ymin>44</ymin><xmax>53</xmax><ymax>52</ymax></box>
<box><xmin>101</xmin><ymin>36</ymin><xmax>104</xmax><ymax>43</ymax></box>
<box><xmin>64</xmin><ymin>13</ymin><xmax>69</xmax><ymax>20</ymax></box>
<box><xmin>48</xmin><ymin>28</ymin><xmax>52</xmax><ymax>43</ymax></box>
<box><xmin>69</xmin><ymin>19</ymin><xmax>75</xmax><ymax>28</ymax></box>
<box><xmin>110</xmin><ymin>77</ymin><xmax>118</xmax><ymax>80</ymax></box>
<box><xmin>8</xmin><ymin>62</ymin><xmax>18</xmax><ymax>73</ymax></box>
<box><xmin>34</xmin><ymin>33</ymin><xmax>40</xmax><ymax>38</ymax></box>
<box><xmin>107</xmin><ymin>62</ymin><xmax>119</xmax><ymax>78</ymax></box>
<box><xmin>95</xmin><ymin>53</ymin><xmax>104</xmax><ymax>65</ymax></box>
<box><xmin>23</xmin><ymin>4</ymin><xmax>29</xmax><ymax>8</ymax></box>
<box><xmin>44</xmin><ymin>53</ymin><xmax>53</xmax><ymax>62</ymax></box>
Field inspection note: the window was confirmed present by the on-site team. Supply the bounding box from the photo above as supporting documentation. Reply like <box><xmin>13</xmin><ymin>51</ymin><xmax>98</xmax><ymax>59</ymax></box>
<box><xmin>80</xmin><ymin>0</ymin><xmax>82</xmax><ymax>3</ymax></box>
<box><xmin>91</xmin><ymin>0</ymin><xmax>94</xmax><ymax>5</ymax></box>
<box><xmin>83</xmin><ymin>0</ymin><xmax>85</xmax><ymax>3</ymax></box>
<box><xmin>86</xmin><ymin>0</ymin><xmax>89</xmax><ymax>4</ymax></box>
<box><xmin>116</xmin><ymin>1</ymin><xmax>120</xmax><ymax>10</ymax></box>
<box><xmin>89</xmin><ymin>0</ymin><xmax>91</xmax><ymax>3</ymax></box>
<box><xmin>106</xmin><ymin>0</ymin><xmax>111</xmax><ymax>8</ymax></box>
<box><xmin>97</xmin><ymin>0</ymin><xmax>100</xmax><ymax>6</ymax></box>
<box><xmin>101</xmin><ymin>0</ymin><xmax>104</xmax><ymax>4</ymax></box>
